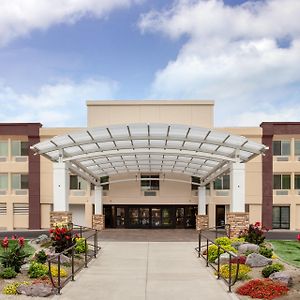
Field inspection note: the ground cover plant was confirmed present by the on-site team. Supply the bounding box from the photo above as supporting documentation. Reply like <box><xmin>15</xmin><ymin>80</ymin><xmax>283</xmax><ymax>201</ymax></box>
<box><xmin>261</xmin><ymin>263</ymin><xmax>284</xmax><ymax>278</ymax></box>
<box><xmin>219</xmin><ymin>263</ymin><xmax>251</xmax><ymax>281</ymax></box>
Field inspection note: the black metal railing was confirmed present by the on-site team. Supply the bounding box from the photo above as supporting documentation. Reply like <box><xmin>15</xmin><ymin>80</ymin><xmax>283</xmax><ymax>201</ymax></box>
<box><xmin>196</xmin><ymin>225</ymin><xmax>241</xmax><ymax>292</ymax></box>
<box><xmin>47</xmin><ymin>224</ymin><xmax>100</xmax><ymax>294</ymax></box>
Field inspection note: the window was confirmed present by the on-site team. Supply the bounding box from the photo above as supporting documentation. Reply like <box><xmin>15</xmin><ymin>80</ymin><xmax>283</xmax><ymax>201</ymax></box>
<box><xmin>0</xmin><ymin>174</ymin><xmax>8</xmax><ymax>190</ymax></box>
<box><xmin>272</xmin><ymin>141</ymin><xmax>290</xmax><ymax>156</ymax></box>
<box><xmin>272</xmin><ymin>206</ymin><xmax>290</xmax><ymax>229</ymax></box>
<box><xmin>295</xmin><ymin>141</ymin><xmax>300</xmax><ymax>156</ymax></box>
<box><xmin>70</xmin><ymin>175</ymin><xmax>87</xmax><ymax>190</ymax></box>
<box><xmin>11</xmin><ymin>174</ymin><xmax>28</xmax><ymax>189</ymax></box>
<box><xmin>213</xmin><ymin>175</ymin><xmax>230</xmax><ymax>190</ymax></box>
<box><xmin>273</xmin><ymin>174</ymin><xmax>291</xmax><ymax>189</ymax></box>
<box><xmin>11</xmin><ymin>141</ymin><xmax>29</xmax><ymax>156</ymax></box>
<box><xmin>191</xmin><ymin>176</ymin><xmax>200</xmax><ymax>190</ymax></box>
<box><xmin>0</xmin><ymin>141</ymin><xmax>8</xmax><ymax>157</ymax></box>
<box><xmin>295</xmin><ymin>175</ymin><xmax>300</xmax><ymax>189</ymax></box>
<box><xmin>141</xmin><ymin>174</ymin><xmax>159</xmax><ymax>191</ymax></box>
<box><xmin>100</xmin><ymin>176</ymin><xmax>109</xmax><ymax>191</ymax></box>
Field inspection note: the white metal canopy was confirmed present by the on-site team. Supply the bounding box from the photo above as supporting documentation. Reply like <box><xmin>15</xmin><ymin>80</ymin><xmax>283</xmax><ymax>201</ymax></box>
<box><xmin>31</xmin><ymin>124</ymin><xmax>267</xmax><ymax>186</ymax></box>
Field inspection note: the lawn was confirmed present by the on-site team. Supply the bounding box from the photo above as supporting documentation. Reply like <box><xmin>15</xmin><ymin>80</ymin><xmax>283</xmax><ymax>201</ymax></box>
<box><xmin>0</xmin><ymin>240</ymin><xmax>35</xmax><ymax>258</ymax></box>
<box><xmin>269</xmin><ymin>240</ymin><xmax>300</xmax><ymax>268</ymax></box>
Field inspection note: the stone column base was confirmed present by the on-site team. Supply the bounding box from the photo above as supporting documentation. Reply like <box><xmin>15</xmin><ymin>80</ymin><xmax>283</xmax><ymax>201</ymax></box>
<box><xmin>196</xmin><ymin>215</ymin><xmax>209</xmax><ymax>231</ymax></box>
<box><xmin>92</xmin><ymin>214</ymin><xmax>105</xmax><ymax>230</ymax></box>
<box><xmin>226</xmin><ymin>212</ymin><xmax>249</xmax><ymax>238</ymax></box>
<box><xmin>50</xmin><ymin>211</ymin><xmax>72</xmax><ymax>228</ymax></box>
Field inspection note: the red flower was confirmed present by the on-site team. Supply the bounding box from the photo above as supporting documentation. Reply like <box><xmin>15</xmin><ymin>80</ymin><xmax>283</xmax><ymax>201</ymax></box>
<box><xmin>11</xmin><ymin>234</ymin><xmax>17</xmax><ymax>240</ymax></box>
<box><xmin>1</xmin><ymin>237</ymin><xmax>9</xmax><ymax>249</ymax></box>
<box><xmin>254</xmin><ymin>221</ymin><xmax>261</xmax><ymax>227</ymax></box>
<box><xmin>297</xmin><ymin>234</ymin><xmax>300</xmax><ymax>242</ymax></box>
<box><xmin>18</xmin><ymin>237</ymin><xmax>25</xmax><ymax>248</ymax></box>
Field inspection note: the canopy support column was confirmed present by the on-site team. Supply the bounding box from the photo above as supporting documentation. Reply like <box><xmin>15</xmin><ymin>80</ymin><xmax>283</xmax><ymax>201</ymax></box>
<box><xmin>93</xmin><ymin>186</ymin><xmax>105</xmax><ymax>230</ymax></box>
<box><xmin>196</xmin><ymin>186</ymin><xmax>208</xmax><ymax>231</ymax></box>
<box><xmin>227</xmin><ymin>162</ymin><xmax>249</xmax><ymax>237</ymax></box>
<box><xmin>50</xmin><ymin>162</ymin><xmax>72</xmax><ymax>227</ymax></box>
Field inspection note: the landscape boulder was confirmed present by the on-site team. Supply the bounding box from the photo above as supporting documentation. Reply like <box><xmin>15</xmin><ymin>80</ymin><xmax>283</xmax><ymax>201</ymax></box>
<box><xmin>238</xmin><ymin>243</ymin><xmax>259</xmax><ymax>254</ymax></box>
<box><xmin>17</xmin><ymin>283</ymin><xmax>55</xmax><ymax>297</ymax></box>
<box><xmin>245</xmin><ymin>253</ymin><xmax>272</xmax><ymax>267</ymax></box>
<box><xmin>49</xmin><ymin>253</ymin><xmax>71</xmax><ymax>264</ymax></box>
<box><xmin>33</xmin><ymin>234</ymin><xmax>50</xmax><ymax>245</ymax></box>
<box><xmin>215</xmin><ymin>253</ymin><xmax>230</xmax><ymax>265</ymax></box>
<box><xmin>269</xmin><ymin>271</ymin><xmax>293</xmax><ymax>287</ymax></box>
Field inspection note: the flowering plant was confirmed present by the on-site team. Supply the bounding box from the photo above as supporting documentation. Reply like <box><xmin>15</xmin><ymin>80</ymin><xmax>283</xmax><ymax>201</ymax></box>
<box><xmin>49</xmin><ymin>223</ymin><xmax>74</xmax><ymax>253</ymax></box>
<box><xmin>297</xmin><ymin>234</ymin><xmax>300</xmax><ymax>242</ymax></box>
<box><xmin>0</xmin><ymin>236</ymin><xmax>29</xmax><ymax>272</ymax></box>
<box><xmin>239</xmin><ymin>222</ymin><xmax>268</xmax><ymax>245</ymax></box>
<box><xmin>236</xmin><ymin>278</ymin><xmax>289</xmax><ymax>299</ymax></box>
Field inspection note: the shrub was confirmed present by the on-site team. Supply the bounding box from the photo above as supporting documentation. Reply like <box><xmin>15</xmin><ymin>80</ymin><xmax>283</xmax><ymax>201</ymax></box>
<box><xmin>236</xmin><ymin>278</ymin><xmax>289</xmax><ymax>299</ymax></box>
<box><xmin>262</xmin><ymin>263</ymin><xmax>284</xmax><ymax>278</ymax></box>
<box><xmin>259</xmin><ymin>246</ymin><xmax>273</xmax><ymax>258</ymax></box>
<box><xmin>75</xmin><ymin>238</ymin><xmax>87</xmax><ymax>254</ymax></box>
<box><xmin>0</xmin><ymin>267</ymin><xmax>17</xmax><ymax>279</ymax></box>
<box><xmin>2</xmin><ymin>281</ymin><xmax>31</xmax><ymax>295</ymax></box>
<box><xmin>28</xmin><ymin>262</ymin><xmax>49</xmax><ymax>278</ymax></box>
<box><xmin>50</xmin><ymin>265</ymin><xmax>68</xmax><ymax>277</ymax></box>
<box><xmin>0</xmin><ymin>237</ymin><xmax>30</xmax><ymax>272</ymax></box>
<box><xmin>207</xmin><ymin>244</ymin><xmax>237</xmax><ymax>262</ymax></box>
<box><xmin>215</xmin><ymin>237</ymin><xmax>231</xmax><ymax>246</ymax></box>
<box><xmin>34</xmin><ymin>250</ymin><xmax>48</xmax><ymax>264</ymax></box>
<box><xmin>230</xmin><ymin>256</ymin><xmax>247</xmax><ymax>264</ymax></box>
<box><xmin>49</xmin><ymin>223</ymin><xmax>74</xmax><ymax>253</ymax></box>
<box><xmin>219</xmin><ymin>264</ymin><xmax>251</xmax><ymax>280</ymax></box>
<box><xmin>239</xmin><ymin>222</ymin><xmax>268</xmax><ymax>245</ymax></box>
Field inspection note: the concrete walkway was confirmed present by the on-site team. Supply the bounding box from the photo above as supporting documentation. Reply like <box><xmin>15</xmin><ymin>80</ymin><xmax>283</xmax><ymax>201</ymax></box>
<box><xmin>52</xmin><ymin>242</ymin><xmax>238</xmax><ymax>300</ymax></box>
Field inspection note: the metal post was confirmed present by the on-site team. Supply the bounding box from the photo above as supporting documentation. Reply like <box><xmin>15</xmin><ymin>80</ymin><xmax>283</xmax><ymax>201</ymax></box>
<box><xmin>71</xmin><ymin>247</ymin><xmax>75</xmax><ymax>281</ymax></box>
<box><xmin>94</xmin><ymin>230</ymin><xmax>98</xmax><ymax>258</ymax></box>
<box><xmin>228</xmin><ymin>255</ymin><xmax>232</xmax><ymax>293</ymax></box>
<box><xmin>206</xmin><ymin>239</ymin><xmax>209</xmax><ymax>267</ymax></box>
<box><xmin>57</xmin><ymin>255</ymin><xmax>61</xmax><ymax>294</ymax></box>
<box><xmin>198</xmin><ymin>232</ymin><xmax>201</xmax><ymax>258</ymax></box>
<box><xmin>84</xmin><ymin>239</ymin><xmax>88</xmax><ymax>268</ymax></box>
<box><xmin>80</xmin><ymin>226</ymin><xmax>83</xmax><ymax>238</ymax></box>
<box><xmin>217</xmin><ymin>245</ymin><xmax>220</xmax><ymax>279</ymax></box>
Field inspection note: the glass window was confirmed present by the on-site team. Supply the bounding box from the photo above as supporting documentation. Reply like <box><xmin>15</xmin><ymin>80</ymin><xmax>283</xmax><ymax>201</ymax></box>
<box><xmin>295</xmin><ymin>141</ymin><xmax>300</xmax><ymax>156</ymax></box>
<box><xmin>12</xmin><ymin>174</ymin><xmax>28</xmax><ymax>189</ymax></box>
<box><xmin>191</xmin><ymin>176</ymin><xmax>200</xmax><ymax>190</ymax></box>
<box><xmin>213</xmin><ymin>175</ymin><xmax>230</xmax><ymax>190</ymax></box>
<box><xmin>100</xmin><ymin>176</ymin><xmax>109</xmax><ymax>191</ymax></box>
<box><xmin>70</xmin><ymin>175</ymin><xmax>87</xmax><ymax>190</ymax></box>
<box><xmin>272</xmin><ymin>206</ymin><xmax>290</xmax><ymax>229</ymax></box>
<box><xmin>11</xmin><ymin>141</ymin><xmax>28</xmax><ymax>156</ymax></box>
<box><xmin>0</xmin><ymin>174</ymin><xmax>8</xmax><ymax>189</ymax></box>
<box><xmin>272</xmin><ymin>141</ymin><xmax>290</xmax><ymax>156</ymax></box>
<box><xmin>295</xmin><ymin>175</ymin><xmax>300</xmax><ymax>189</ymax></box>
<box><xmin>0</xmin><ymin>141</ymin><xmax>8</xmax><ymax>157</ymax></box>
<box><xmin>273</xmin><ymin>174</ymin><xmax>291</xmax><ymax>189</ymax></box>
<box><xmin>141</xmin><ymin>174</ymin><xmax>159</xmax><ymax>191</ymax></box>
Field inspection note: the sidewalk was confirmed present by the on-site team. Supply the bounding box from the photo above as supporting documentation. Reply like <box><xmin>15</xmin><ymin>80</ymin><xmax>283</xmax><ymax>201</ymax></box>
<box><xmin>51</xmin><ymin>242</ymin><xmax>239</xmax><ymax>300</ymax></box>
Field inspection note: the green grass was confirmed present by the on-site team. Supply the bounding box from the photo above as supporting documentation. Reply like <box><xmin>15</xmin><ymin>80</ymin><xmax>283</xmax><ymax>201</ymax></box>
<box><xmin>0</xmin><ymin>240</ymin><xmax>35</xmax><ymax>257</ymax></box>
<box><xmin>269</xmin><ymin>240</ymin><xmax>300</xmax><ymax>268</ymax></box>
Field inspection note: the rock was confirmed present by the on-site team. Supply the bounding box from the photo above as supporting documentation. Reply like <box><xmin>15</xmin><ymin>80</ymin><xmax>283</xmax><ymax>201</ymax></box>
<box><xmin>17</xmin><ymin>283</ymin><xmax>55</xmax><ymax>297</ymax></box>
<box><xmin>245</xmin><ymin>253</ymin><xmax>272</xmax><ymax>267</ymax></box>
<box><xmin>20</xmin><ymin>263</ymin><xmax>30</xmax><ymax>272</ymax></box>
<box><xmin>215</xmin><ymin>253</ymin><xmax>231</xmax><ymax>265</ymax></box>
<box><xmin>49</xmin><ymin>253</ymin><xmax>71</xmax><ymax>264</ymax></box>
<box><xmin>269</xmin><ymin>272</ymin><xmax>293</xmax><ymax>287</ymax></box>
<box><xmin>238</xmin><ymin>243</ymin><xmax>260</xmax><ymax>254</ymax></box>
<box><xmin>33</xmin><ymin>234</ymin><xmax>50</xmax><ymax>244</ymax></box>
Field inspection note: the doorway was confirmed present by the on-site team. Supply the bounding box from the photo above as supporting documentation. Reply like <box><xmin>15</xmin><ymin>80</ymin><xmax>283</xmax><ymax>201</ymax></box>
<box><xmin>215</xmin><ymin>205</ymin><xmax>226</xmax><ymax>228</ymax></box>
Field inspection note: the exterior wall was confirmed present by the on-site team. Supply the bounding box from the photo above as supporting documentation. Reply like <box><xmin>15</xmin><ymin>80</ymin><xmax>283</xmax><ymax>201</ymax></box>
<box><xmin>87</xmin><ymin>100</ymin><xmax>214</xmax><ymax>128</ymax></box>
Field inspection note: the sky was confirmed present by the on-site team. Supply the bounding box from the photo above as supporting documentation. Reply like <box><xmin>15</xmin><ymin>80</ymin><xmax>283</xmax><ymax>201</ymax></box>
<box><xmin>0</xmin><ymin>0</ymin><xmax>299</xmax><ymax>127</ymax></box>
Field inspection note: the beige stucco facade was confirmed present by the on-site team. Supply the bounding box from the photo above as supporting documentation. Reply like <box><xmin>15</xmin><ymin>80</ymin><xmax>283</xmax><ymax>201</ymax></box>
<box><xmin>0</xmin><ymin>101</ymin><xmax>299</xmax><ymax>231</ymax></box>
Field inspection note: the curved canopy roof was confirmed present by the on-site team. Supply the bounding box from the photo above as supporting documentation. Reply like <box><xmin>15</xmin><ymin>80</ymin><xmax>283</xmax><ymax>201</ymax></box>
<box><xmin>31</xmin><ymin>124</ymin><xmax>267</xmax><ymax>186</ymax></box>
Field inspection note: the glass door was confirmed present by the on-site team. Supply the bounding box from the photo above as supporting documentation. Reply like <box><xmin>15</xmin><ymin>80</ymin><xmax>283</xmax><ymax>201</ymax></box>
<box><xmin>140</xmin><ymin>208</ymin><xmax>150</xmax><ymax>227</ymax></box>
<box><xmin>185</xmin><ymin>206</ymin><xmax>196</xmax><ymax>228</ymax></box>
<box><xmin>216</xmin><ymin>205</ymin><xmax>225</xmax><ymax>228</ymax></box>
<box><xmin>116</xmin><ymin>207</ymin><xmax>125</xmax><ymax>228</ymax></box>
<box><xmin>161</xmin><ymin>207</ymin><xmax>172</xmax><ymax>227</ymax></box>
<box><xmin>128</xmin><ymin>208</ymin><xmax>139</xmax><ymax>227</ymax></box>
<box><xmin>151</xmin><ymin>208</ymin><xmax>161</xmax><ymax>228</ymax></box>
<box><xmin>272</xmin><ymin>206</ymin><xmax>290</xmax><ymax>229</ymax></box>
<box><xmin>176</xmin><ymin>207</ymin><xmax>185</xmax><ymax>228</ymax></box>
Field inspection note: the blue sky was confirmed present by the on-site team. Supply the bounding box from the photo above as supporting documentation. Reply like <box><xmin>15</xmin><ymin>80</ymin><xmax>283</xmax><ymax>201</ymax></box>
<box><xmin>0</xmin><ymin>0</ymin><xmax>299</xmax><ymax>127</ymax></box>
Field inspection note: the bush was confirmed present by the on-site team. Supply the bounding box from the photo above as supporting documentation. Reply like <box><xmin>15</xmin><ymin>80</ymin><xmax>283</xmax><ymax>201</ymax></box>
<box><xmin>259</xmin><ymin>246</ymin><xmax>273</xmax><ymax>258</ymax></box>
<box><xmin>50</xmin><ymin>265</ymin><xmax>68</xmax><ymax>277</ymax></box>
<box><xmin>236</xmin><ymin>278</ymin><xmax>289</xmax><ymax>299</ymax></box>
<box><xmin>239</xmin><ymin>222</ymin><xmax>268</xmax><ymax>245</ymax></box>
<box><xmin>28</xmin><ymin>262</ymin><xmax>49</xmax><ymax>278</ymax></box>
<box><xmin>0</xmin><ymin>267</ymin><xmax>17</xmax><ymax>279</ymax></box>
<box><xmin>207</xmin><ymin>244</ymin><xmax>237</xmax><ymax>262</ymax></box>
<box><xmin>215</xmin><ymin>237</ymin><xmax>231</xmax><ymax>246</ymax></box>
<box><xmin>75</xmin><ymin>238</ymin><xmax>87</xmax><ymax>254</ymax></box>
<box><xmin>49</xmin><ymin>223</ymin><xmax>74</xmax><ymax>253</ymax></box>
<box><xmin>2</xmin><ymin>281</ymin><xmax>31</xmax><ymax>295</ymax></box>
<box><xmin>34</xmin><ymin>250</ymin><xmax>48</xmax><ymax>264</ymax></box>
<box><xmin>219</xmin><ymin>264</ymin><xmax>251</xmax><ymax>280</ymax></box>
<box><xmin>262</xmin><ymin>263</ymin><xmax>284</xmax><ymax>278</ymax></box>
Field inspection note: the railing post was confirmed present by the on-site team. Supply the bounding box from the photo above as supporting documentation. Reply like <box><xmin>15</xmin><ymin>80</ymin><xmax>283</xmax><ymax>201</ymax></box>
<box><xmin>206</xmin><ymin>239</ymin><xmax>209</xmax><ymax>267</ymax></box>
<box><xmin>57</xmin><ymin>255</ymin><xmax>61</xmax><ymax>294</ymax></box>
<box><xmin>71</xmin><ymin>247</ymin><xmax>75</xmax><ymax>281</ymax></box>
<box><xmin>198</xmin><ymin>231</ymin><xmax>201</xmax><ymax>258</ymax></box>
<box><xmin>228</xmin><ymin>254</ymin><xmax>232</xmax><ymax>293</ymax></box>
<box><xmin>94</xmin><ymin>230</ymin><xmax>98</xmax><ymax>258</ymax></box>
<box><xmin>217</xmin><ymin>245</ymin><xmax>220</xmax><ymax>279</ymax></box>
<box><xmin>84</xmin><ymin>238</ymin><xmax>88</xmax><ymax>268</ymax></box>
<box><xmin>80</xmin><ymin>226</ymin><xmax>83</xmax><ymax>238</ymax></box>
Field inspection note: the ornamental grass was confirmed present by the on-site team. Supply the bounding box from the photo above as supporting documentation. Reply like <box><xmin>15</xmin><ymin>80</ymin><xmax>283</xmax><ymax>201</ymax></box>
<box><xmin>236</xmin><ymin>278</ymin><xmax>289</xmax><ymax>299</ymax></box>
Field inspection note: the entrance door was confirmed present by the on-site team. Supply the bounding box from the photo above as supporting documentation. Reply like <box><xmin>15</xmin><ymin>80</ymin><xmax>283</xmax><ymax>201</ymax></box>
<box><xmin>185</xmin><ymin>206</ymin><xmax>196</xmax><ymax>228</ymax></box>
<box><xmin>116</xmin><ymin>207</ymin><xmax>125</xmax><ymax>228</ymax></box>
<box><xmin>140</xmin><ymin>208</ymin><xmax>150</xmax><ymax>228</ymax></box>
<box><xmin>151</xmin><ymin>208</ymin><xmax>161</xmax><ymax>228</ymax></box>
<box><xmin>216</xmin><ymin>205</ymin><xmax>226</xmax><ymax>227</ymax></box>
<box><xmin>175</xmin><ymin>207</ymin><xmax>185</xmax><ymax>228</ymax></box>
<box><xmin>161</xmin><ymin>207</ymin><xmax>173</xmax><ymax>228</ymax></box>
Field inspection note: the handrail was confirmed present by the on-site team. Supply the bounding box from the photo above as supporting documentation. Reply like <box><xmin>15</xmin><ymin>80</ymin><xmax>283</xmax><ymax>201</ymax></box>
<box><xmin>196</xmin><ymin>224</ymin><xmax>241</xmax><ymax>293</ymax></box>
<box><xmin>47</xmin><ymin>223</ymin><xmax>100</xmax><ymax>294</ymax></box>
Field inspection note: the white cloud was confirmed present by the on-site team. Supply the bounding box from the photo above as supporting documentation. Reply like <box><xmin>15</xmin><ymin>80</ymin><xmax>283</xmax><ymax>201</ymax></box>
<box><xmin>0</xmin><ymin>0</ymin><xmax>142</xmax><ymax>46</ymax></box>
<box><xmin>139</xmin><ymin>0</ymin><xmax>300</xmax><ymax>126</ymax></box>
<box><xmin>0</xmin><ymin>78</ymin><xmax>118</xmax><ymax>126</ymax></box>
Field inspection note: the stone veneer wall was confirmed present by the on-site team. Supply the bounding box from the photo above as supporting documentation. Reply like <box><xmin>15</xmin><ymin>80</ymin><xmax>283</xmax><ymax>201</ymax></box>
<box><xmin>92</xmin><ymin>214</ymin><xmax>105</xmax><ymax>230</ymax></box>
<box><xmin>50</xmin><ymin>211</ymin><xmax>72</xmax><ymax>228</ymax></box>
<box><xmin>226</xmin><ymin>212</ymin><xmax>249</xmax><ymax>238</ymax></box>
<box><xmin>196</xmin><ymin>215</ymin><xmax>209</xmax><ymax>231</ymax></box>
